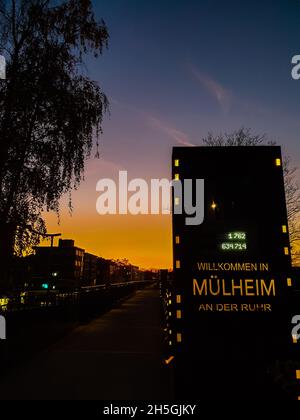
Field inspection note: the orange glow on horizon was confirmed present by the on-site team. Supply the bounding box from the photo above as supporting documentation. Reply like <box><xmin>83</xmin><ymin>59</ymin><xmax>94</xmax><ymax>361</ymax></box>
<box><xmin>41</xmin><ymin>157</ymin><xmax>173</xmax><ymax>270</ymax></box>
<box><xmin>43</xmin><ymin>211</ymin><xmax>172</xmax><ymax>270</ymax></box>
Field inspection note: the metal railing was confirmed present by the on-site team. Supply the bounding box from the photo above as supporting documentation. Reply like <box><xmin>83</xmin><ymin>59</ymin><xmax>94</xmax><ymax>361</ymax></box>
<box><xmin>0</xmin><ymin>280</ymin><xmax>151</xmax><ymax>313</ymax></box>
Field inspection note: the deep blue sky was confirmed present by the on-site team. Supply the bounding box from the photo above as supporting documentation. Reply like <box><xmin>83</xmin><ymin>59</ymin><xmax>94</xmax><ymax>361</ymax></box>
<box><xmin>85</xmin><ymin>0</ymin><xmax>300</xmax><ymax>175</ymax></box>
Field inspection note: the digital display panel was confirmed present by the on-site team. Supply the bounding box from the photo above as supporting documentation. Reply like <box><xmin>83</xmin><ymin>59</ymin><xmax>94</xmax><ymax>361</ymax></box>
<box><xmin>220</xmin><ymin>231</ymin><xmax>247</xmax><ymax>251</ymax></box>
<box><xmin>221</xmin><ymin>242</ymin><xmax>247</xmax><ymax>250</ymax></box>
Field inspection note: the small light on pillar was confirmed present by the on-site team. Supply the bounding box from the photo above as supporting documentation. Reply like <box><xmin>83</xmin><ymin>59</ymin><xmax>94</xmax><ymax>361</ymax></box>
<box><xmin>211</xmin><ymin>201</ymin><xmax>217</xmax><ymax>210</ymax></box>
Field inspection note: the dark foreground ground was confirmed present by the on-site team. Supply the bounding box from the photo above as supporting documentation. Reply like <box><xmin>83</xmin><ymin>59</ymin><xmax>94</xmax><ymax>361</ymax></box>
<box><xmin>0</xmin><ymin>287</ymin><xmax>172</xmax><ymax>400</ymax></box>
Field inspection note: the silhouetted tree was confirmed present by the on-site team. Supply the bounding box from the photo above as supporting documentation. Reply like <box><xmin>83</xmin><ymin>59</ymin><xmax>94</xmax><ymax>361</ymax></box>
<box><xmin>0</xmin><ymin>0</ymin><xmax>109</xmax><ymax>290</ymax></box>
<box><xmin>283</xmin><ymin>157</ymin><xmax>300</xmax><ymax>265</ymax></box>
<box><xmin>202</xmin><ymin>128</ymin><xmax>300</xmax><ymax>266</ymax></box>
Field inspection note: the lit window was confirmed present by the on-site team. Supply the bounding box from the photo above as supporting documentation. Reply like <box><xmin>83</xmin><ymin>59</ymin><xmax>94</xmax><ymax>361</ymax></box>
<box><xmin>174</xmin><ymin>159</ymin><xmax>179</xmax><ymax>167</ymax></box>
<box><xmin>287</xmin><ymin>278</ymin><xmax>292</xmax><ymax>287</ymax></box>
<box><xmin>174</xmin><ymin>197</ymin><xmax>180</xmax><ymax>205</ymax></box>
<box><xmin>211</xmin><ymin>201</ymin><xmax>217</xmax><ymax>210</ymax></box>
<box><xmin>284</xmin><ymin>247</ymin><xmax>289</xmax><ymax>255</ymax></box>
<box><xmin>176</xmin><ymin>295</ymin><xmax>181</xmax><ymax>304</ymax></box>
<box><xmin>296</xmin><ymin>370</ymin><xmax>300</xmax><ymax>379</ymax></box>
<box><xmin>292</xmin><ymin>334</ymin><xmax>297</xmax><ymax>344</ymax></box>
<box><xmin>176</xmin><ymin>310</ymin><xmax>182</xmax><ymax>319</ymax></box>
<box><xmin>282</xmin><ymin>225</ymin><xmax>287</xmax><ymax>233</ymax></box>
<box><xmin>175</xmin><ymin>260</ymin><xmax>180</xmax><ymax>269</ymax></box>
<box><xmin>275</xmin><ymin>158</ymin><xmax>281</xmax><ymax>166</ymax></box>
<box><xmin>174</xmin><ymin>173</ymin><xmax>179</xmax><ymax>181</ymax></box>
<box><xmin>175</xmin><ymin>236</ymin><xmax>180</xmax><ymax>244</ymax></box>
<box><xmin>176</xmin><ymin>333</ymin><xmax>182</xmax><ymax>343</ymax></box>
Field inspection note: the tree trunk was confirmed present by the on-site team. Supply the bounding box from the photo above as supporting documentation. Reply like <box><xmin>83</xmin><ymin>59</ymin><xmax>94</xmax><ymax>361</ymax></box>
<box><xmin>0</xmin><ymin>221</ymin><xmax>16</xmax><ymax>293</ymax></box>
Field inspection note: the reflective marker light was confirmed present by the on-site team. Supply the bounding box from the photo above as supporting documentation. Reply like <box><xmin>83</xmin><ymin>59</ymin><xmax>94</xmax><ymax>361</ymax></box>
<box><xmin>165</xmin><ymin>355</ymin><xmax>174</xmax><ymax>365</ymax></box>
<box><xmin>176</xmin><ymin>295</ymin><xmax>181</xmax><ymax>304</ymax></box>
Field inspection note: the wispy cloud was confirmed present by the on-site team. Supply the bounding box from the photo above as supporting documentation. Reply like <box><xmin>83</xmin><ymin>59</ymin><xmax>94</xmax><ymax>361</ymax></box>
<box><xmin>189</xmin><ymin>64</ymin><xmax>232</xmax><ymax>114</ymax></box>
<box><xmin>111</xmin><ymin>97</ymin><xmax>196</xmax><ymax>146</ymax></box>
<box><xmin>148</xmin><ymin>116</ymin><xmax>196</xmax><ymax>146</ymax></box>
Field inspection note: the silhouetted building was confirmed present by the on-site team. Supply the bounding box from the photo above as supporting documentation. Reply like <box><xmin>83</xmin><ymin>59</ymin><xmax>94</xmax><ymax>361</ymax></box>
<box><xmin>83</xmin><ymin>257</ymin><xmax>144</xmax><ymax>287</ymax></box>
<box><xmin>83</xmin><ymin>252</ymin><xmax>98</xmax><ymax>286</ymax></box>
<box><xmin>31</xmin><ymin>239</ymin><xmax>84</xmax><ymax>290</ymax></box>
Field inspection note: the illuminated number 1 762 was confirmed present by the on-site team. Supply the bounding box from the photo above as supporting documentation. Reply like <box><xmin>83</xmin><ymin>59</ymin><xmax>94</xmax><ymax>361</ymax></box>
<box><xmin>227</xmin><ymin>232</ymin><xmax>246</xmax><ymax>240</ymax></box>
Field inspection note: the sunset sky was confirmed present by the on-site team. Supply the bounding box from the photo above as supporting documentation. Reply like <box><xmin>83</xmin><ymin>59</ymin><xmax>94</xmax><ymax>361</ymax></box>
<box><xmin>44</xmin><ymin>0</ymin><xmax>300</xmax><ymax>269</ymax></box>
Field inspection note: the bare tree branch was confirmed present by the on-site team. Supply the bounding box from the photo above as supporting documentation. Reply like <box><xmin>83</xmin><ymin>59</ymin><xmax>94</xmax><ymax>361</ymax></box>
<box><xmin>202</xmin><ymin>127</ymin><xmax>300</xmax><ymax>266</ymax></box>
